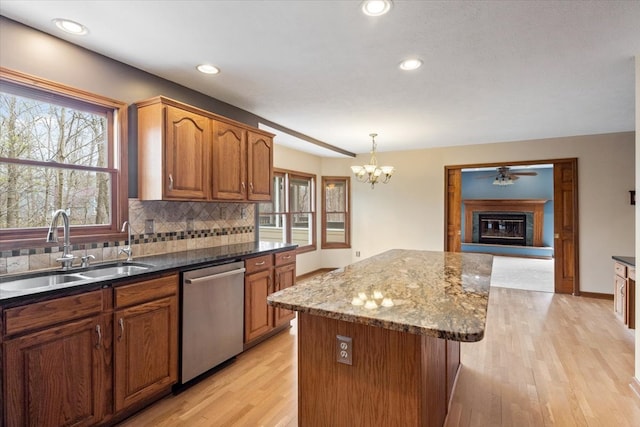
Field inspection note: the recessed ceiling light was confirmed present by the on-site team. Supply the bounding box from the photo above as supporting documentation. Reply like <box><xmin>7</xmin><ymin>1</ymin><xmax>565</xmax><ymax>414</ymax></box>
<box><xmin>196</xmin><ymin>64</ymin><xmax>220</xmax><ymax>75</ymax></box>
<box><xmin>399</xmin><ymin>58</ymin><xmax>423</xmax><ymax>71</ymax></box>
<box><xmin>362</xmin><ymin>0</ymin><xmax>392</xmax><ymax>17</ymax></box>
<box><xmin>52</xmin><ymin>18</ymin><xmax>88</xmax><ymax>35</ymax></box>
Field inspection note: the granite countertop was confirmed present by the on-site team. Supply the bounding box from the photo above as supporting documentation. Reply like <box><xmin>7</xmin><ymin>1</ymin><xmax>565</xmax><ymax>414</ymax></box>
<box><xmin>612</xmin><ymin>255</ymin><xmax>635</xmax><ymax>267</ymax></box>
<box><xmin>0</xmin><ymin>241</ymin><xmax>296</xmax><ymax>303</ymax></box>
<box><xmin>268</xmin><ymin>249</ymin><xmax>493</xmax><ymax>342</ymax></box>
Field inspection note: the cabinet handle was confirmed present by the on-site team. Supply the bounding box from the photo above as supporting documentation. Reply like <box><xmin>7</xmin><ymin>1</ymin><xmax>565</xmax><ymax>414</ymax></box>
<box><xmin>168</xmin><ymin>174</ymin><xmax>174</xmax><ymax>190</ymax></box>
<box><xmin>241</xmin><ymin>182</ymin><xmax>246</xmax><ymax>192</ymax></box>
<box><xmin>254</xmin><ymin>260</ymin><xmax>266</xmax><ymax>266</ymax></box>
<box><xmin>118</xmin><ymin>318</ymin><xmax>124</xmax><ymax>341</ymax></box>
<box><xmin>249</xmin><ymin>182</ymin><xmax>254</xmax><ymax>192</ymax></box>
<box><xmin>95</xmin><ymin>324</ymin><xmax>102</xmax><ymax>349</ymax></box>
<box><xmin>268</xmin><ymin>275</ymin><xmax>273</xmax><ymax>292</ymax></box>
<box><xmin>283</xmin><ymin>255</ymin><xmax>291</xmax><ymax>259</ymax></box>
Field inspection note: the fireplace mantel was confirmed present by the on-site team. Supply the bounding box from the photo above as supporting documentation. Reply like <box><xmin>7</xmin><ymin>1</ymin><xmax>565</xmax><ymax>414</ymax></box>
<box><xmin>462</xmin><ymin>199</ymin><xmax>548</xmax><ymax>247</ymax></box>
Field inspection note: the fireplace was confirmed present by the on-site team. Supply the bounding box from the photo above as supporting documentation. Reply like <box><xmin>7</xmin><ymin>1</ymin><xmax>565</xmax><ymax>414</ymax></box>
<box><xmin>462</xmin><ymin>199</ymin><xmax>548</xmax><ymax>247</ymax></box>
<box><xmin>478</xmin><ymin>213</ymin><xmax>526</xmax><ymax>246</ymax></box>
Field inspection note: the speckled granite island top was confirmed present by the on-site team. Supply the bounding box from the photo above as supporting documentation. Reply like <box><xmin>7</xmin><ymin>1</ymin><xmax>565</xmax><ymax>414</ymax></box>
<box><xmin>268</xmin><ymin>249</ymin><xmax>493</xmax><ymax>342</ymax></box>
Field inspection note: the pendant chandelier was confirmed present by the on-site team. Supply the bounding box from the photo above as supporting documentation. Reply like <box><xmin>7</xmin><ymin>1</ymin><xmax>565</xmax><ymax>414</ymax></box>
<box><xmin>350</xmin><ymin>133</ymin><xmax>395</xmax><ymax>189</ymax></box>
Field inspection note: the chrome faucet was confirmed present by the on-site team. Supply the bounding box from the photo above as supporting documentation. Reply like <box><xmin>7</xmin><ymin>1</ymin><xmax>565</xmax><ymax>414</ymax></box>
<box><xmin>46</xmin><ymin>209</ymin><xmax>75</xmax><ymax>270</ymax></box>
<box><xmin>119</xmin><ymin>220</ymin><xmax>133</xmax><ymax>262</ymax></box>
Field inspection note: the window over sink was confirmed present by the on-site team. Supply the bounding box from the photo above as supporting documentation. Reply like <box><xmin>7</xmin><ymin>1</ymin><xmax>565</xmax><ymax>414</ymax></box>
<box><xmin>0</xmin><ymin>68</ymin><xmax>128</xmax><ymax>250</ymax></box>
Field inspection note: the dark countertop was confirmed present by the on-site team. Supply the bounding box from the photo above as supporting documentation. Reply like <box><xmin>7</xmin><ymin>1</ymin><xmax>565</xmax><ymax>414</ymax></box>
<box><xmin>268</xmin><ymin>249</ymin><xmax>493</xmax><ymax>342</ymax></box>
<box><xmin>0</xmin><ymin>241</ymin><xmax>296</xmax><ymax>304</ymax></box>
<box><xmin>612</xmin><ymin>256</ymin><xmax>635</xmax><ymax>267</ymax></box>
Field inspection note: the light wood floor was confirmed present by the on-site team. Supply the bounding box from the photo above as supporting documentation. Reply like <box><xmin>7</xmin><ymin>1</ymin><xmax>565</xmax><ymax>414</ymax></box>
<box><xmin>119</xmin><ymin>288</ymin><xmax>639</xmax><ymax>427</ymax></box>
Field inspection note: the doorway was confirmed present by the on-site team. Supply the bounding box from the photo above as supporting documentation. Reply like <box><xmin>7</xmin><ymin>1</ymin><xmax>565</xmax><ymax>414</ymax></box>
<box><xmin>444</xmin><ymin>158</ymin><xmax>579</xmax><ymax>295</ymax></box>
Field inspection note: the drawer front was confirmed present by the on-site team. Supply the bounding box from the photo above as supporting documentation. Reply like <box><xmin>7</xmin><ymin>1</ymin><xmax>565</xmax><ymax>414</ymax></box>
<box><xmin>614</xmin><ymin>262</ymin><xmax>627</xmax><ymax>278</ymax></box>
<box><xmin>114</xmin><ymin>273</ymin><xmax>178</xmax><ymax>308</ymax></box>
<box><xmin>4</xmin><ymin>290</ymin><xmax>105</xmax><ymax>336</ymax></box>
<box><xmin>629</xmin><ymin>268</ymin><xmax>635</xmax><ymax>281</ymax></box>
<box><xmin>245</xmin><ymin>254</ymin><xmax>273</xmax><ymax>274</ymax></box>
<box><xmin>275</xmin><ymin>250</ymin><xmax>296</xmax><ymax>266</ymax></box>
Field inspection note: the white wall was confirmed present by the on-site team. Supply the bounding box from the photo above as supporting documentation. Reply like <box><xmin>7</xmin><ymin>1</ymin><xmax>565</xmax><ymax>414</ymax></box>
<box><xmin>307</xmin><ymin>132</ymin><xmax>634</xmax><ymax>294</ymax></box>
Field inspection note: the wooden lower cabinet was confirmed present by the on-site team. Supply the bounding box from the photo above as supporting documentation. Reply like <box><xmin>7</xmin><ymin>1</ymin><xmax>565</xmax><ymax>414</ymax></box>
<box><xmin>274</xmin><ymin>263</ymin><xmax>296</xmax><ymax>327</ymax></box>
<box><xmin>613</xmin><ymin>261</ymin><xmax>635</xmax><ymax>329</ymax></box>
<box><xmin>3</xmin><ymin>315</ymin><xmax>110</xmax><ymax>427</ymax></box>
<box><xmin>2</xmin><ymin>289</ymin><xmax>110</xmax><ymax>427</ymax></box>
<box><xmin>244</xmin><ymin>250</ymin><xmax>296</xmax><ymax>346</ymax></box>
<box><xmin>244</xmin><ymin>268</ymin><xmax>274</xmax><ymax>342</ymax></box>
<box><xmin>2</xmin><ymin>273</ymin><xmax>179</xmax><ymax>427</ymax></box>
<box><xmin>114</xmin><ymin>296</ymin><xmax>178</xmax><ymax>412</ymax></box>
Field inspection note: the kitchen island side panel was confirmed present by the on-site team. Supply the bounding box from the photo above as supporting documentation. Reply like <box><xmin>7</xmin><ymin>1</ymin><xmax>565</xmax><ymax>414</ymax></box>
<box><xmin>298</xmin><ymin>312</ymin><xmax>453</xmax><ymax>427</ymax></box>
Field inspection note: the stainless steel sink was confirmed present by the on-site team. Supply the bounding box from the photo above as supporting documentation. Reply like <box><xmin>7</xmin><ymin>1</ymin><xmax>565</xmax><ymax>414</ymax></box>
<box><xmin>0</xmin><ymin>273</ymin><xmax>85</xmax><ymax>291</ymax></box>
<box><xmin>0</xmin><ymin>262</ymin><xmax>154</xmax><ymax>293</ymax></box>
<box><xmin>77</xmin><ymin>264</ymin><xmax>150</xmax><ymax>279</ymax></box>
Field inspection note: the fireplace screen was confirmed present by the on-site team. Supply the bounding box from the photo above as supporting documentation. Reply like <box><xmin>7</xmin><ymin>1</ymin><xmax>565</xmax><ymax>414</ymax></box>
<box><xmin>478</xmin><ymin>213</ymin><xmax>526</xmax><ymax>246</ymax></box>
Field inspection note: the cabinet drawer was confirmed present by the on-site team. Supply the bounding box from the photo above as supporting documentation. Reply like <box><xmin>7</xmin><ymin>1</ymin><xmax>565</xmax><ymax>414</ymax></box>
<box><xmin>629</xmin><ymin>268</ymin><xmax>635</xmax><ymax>281</ymax></box>
<box><xmin>115</xmin><ymin>273</ymin><xmax>178</xmax><ymax>308</ymax></box>
<box><xmin>614</xmin><ymin>262</ymin><xmax>627</xmax><ymax>278</ymax></box>
<box><xmin>245</xmin><ymin>254</ymin><xmax>273</xmax><ymax>274</ymax></box>
<box><xmin>4</xmin><ymin>290</ymin><xmax>105</xmax><ymax>336</ymax></box>
<box><xmin>275</xmin><ymin>250</ymin><xmax>296</xmax><ymax>266</ymax></box>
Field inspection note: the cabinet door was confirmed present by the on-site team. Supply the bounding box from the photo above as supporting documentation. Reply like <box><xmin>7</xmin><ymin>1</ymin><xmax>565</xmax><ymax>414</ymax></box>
<box><xmin>164</xmin><ymin>105</ymin><xmax>210</xmax><ymax>200</ymax></box>
<box><xmin>274</xmin><ymin>263</ymin><xmax>296</xmax><ymax>327</ymax></box>
<box><xmin>247</xmin><ymin>130</ymin><xmax>273</xmax><ymax>201</ymax></box>
<box><xmin>244</xmin><ymin>269</ymin><xmax>274</xmax><ymax>343</ymax></box>
<box><xmin>212</xmin><ymin>120</ymin><xmax>247</xmax><ymax>200</ymax></box>
<box><xmin>114</xmin><ymin>295</ymin><xmax>178</xmax><ymax>413</ymax></box>
<box><xmin>3</xmin><ymin>316</ymin><xmax>109</xmax><ymax>427</ymax></box>
<box><xmin>614</xmin><ymin>275</ymin><xmax>626</xmax><ymax>321</ymax></box>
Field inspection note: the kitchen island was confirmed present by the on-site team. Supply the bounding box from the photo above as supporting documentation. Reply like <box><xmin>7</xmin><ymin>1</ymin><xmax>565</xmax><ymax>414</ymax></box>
<box><xmin>268</xmin><ymin>249</ymin><xmax>493</xmax><ymax>427</ymax></box>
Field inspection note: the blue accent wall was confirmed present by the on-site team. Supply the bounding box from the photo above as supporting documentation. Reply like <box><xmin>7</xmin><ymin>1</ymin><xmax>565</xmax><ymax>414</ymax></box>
<box><xmin>461</xmin><ymin>167</ymin><xmax>554</xmax><ymax>256</ymax></box>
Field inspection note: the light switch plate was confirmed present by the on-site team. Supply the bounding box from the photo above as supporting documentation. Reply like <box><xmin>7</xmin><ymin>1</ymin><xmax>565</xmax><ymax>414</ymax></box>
<box><xmin>336</xmin><ymin>335</ymin><xmax>352</xmax><ymax>365</ymax></box>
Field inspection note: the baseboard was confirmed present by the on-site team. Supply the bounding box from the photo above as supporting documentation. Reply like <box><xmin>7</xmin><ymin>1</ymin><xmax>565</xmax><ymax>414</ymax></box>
<box><xmin>580</xmin><ymin>291</ymin><xmax>614</xmax><ymax>300</ymax></box>
<box><xmin>630</xmin><ymin>377</ymin><xmax>640</xmax><ymax>400</ymax></box>
<box><xmin>297</xmin><ymin>268</ymin><xmax>335</xmax><ymax>282</ymax></box>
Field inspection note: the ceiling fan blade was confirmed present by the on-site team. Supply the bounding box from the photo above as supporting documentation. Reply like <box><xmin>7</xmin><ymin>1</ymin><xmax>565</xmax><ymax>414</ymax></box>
<box><xmin>511</xmin><ymin>171</ymin><xmax>538</xmax><ymax>176</ymax></box>
<box><xmin>474</xmin><ymin>174</ymin><xmax>498</xmax><ymax>179</ymax></box>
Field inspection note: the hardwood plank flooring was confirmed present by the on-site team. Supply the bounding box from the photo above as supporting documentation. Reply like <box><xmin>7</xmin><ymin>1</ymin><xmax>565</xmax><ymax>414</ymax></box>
<box><xmin>119</xmin><ymin>288</ymin><xmax>639</xmax><ymax>426</ymax></box>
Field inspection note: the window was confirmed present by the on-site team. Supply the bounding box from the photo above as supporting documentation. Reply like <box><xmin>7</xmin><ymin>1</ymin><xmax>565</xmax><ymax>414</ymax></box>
<box><xmin>0</xmin><ymin>68</ymin><xmax>128</xmax><ymax>250</ymax></box>
<box><xmin>259</xmin><ymin>169</ymin><xmax>316</xmax><ymax>252</ymax></box>
<box><xmin>321</xmin><ymin>177</ymin><xmax>350</xmax><ymax>249</ymax></box>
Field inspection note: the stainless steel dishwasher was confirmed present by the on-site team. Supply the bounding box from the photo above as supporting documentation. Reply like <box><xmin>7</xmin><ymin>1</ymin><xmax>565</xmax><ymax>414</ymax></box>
<box><xmin>181</xmin><ymin>261</ymin><xmax>246</xmax><ymax>384</ymax></box>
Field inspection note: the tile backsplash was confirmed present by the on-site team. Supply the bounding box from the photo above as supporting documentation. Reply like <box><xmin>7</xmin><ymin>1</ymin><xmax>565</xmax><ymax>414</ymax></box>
<box><xmin>0</xmin><ymin>199</ymin><xmax>255</xmax><ymax>276</ymax></box>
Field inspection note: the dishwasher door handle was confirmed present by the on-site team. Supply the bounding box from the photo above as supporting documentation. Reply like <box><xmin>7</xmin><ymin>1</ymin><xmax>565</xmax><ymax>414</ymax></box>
<box><xmin>184</xmin><ymin>267</ymin><xmax>246</xmax><ymax>284</ymax></box>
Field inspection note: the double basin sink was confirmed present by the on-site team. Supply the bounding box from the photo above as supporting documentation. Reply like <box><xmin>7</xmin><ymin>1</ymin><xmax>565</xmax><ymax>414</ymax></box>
<box><xmin>0</xmin><ymin>262</ymin><xmax>153</xmax><ymax>293</ymax></box>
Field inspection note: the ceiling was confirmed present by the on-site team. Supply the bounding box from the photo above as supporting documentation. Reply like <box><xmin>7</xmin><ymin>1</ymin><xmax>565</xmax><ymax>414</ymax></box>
<box><xmin>1</xmin><ymin>1</ymin><xmax>639</xmax><ymax>157</ymax></box>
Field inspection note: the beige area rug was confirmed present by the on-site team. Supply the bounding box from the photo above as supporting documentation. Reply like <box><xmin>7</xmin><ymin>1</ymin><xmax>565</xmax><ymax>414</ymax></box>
<box><xmin>489</xmin><ymin>256</ymin><xmax>554</xmax><ymax>293</ymax></box>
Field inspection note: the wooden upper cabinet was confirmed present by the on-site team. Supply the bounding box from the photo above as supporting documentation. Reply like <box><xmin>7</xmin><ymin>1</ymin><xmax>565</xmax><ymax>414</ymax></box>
<box><xmin>164</xmin><ymin>106</ymin><xmax>210</xmax><ymax>200</ymax></box>
<box><xmin>211</xmin><ymin>120</ymin><xmax>247</xmax><ymax>200</ymax></box>
<box><xmin>137</xmin><ymin>96</ymin><xmax>273</xmax><ymax>202</ymax></box>
<box><xmin>137</xmin><ymin>98</ymin><xmax>210</xmax><ymax>200</ymax></box>
<box><xmin>247</xmin><ymin>130</ymin><xmax>273</xmax><ymax>201</ymax></box>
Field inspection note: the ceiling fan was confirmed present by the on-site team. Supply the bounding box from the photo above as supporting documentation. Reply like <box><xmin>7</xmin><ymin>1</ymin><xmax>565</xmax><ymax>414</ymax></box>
<box><xmin>476</xmin><ymin>166</ymin><xmax>538</xmax><ymax>186</ymax></box>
